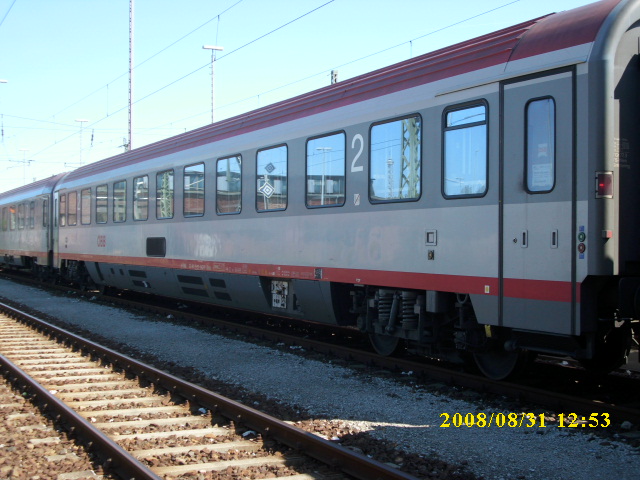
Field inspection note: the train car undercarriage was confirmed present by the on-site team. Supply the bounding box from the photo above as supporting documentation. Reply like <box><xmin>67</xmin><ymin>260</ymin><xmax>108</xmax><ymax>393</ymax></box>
<box><xmin>15</xmin><ymin>258</ymin><xmax>634</xmax><ymax>381</ymax></box>
<box><xmin>350</xmin><ymin>284</ymin><xmax>635</xmax><ymax>380</ymax></box>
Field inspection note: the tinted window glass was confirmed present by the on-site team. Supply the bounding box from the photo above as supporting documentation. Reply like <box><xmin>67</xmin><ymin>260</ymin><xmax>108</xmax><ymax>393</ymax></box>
<box><xmin>257</xmin><ymin>146</ymin><xmax>287</xmax><ymax>211</ymax></box>
<box><xmin>307</xmin><ymin>133</ymin><xmax>345</xmax><ymax>207</ymax></box>
<box><xmin>156</xmin><ymin>170</ymin><xmax>174</xmax><ymax>219</ymax></box>
<box><xmin>526</xmin><ymin>98</ymin><xmax>555</xmax><ymax>193</ymax></box>
<box><xmin>17</xmin><ymin>203</ymin><xmax>24</xmax><ymax>229</ymax></box>
<box><xmin>443</xmin><ymin>104</ymin><xmax>487</xmax><ymax>197</ymax></box>
<box><xmin>370</xmin><ymin>116</ymin><xmax>421</xmax><ymax>202</ymax></box>
<box><xmin>133</xmin><ymin>176</ymin><xmax>149</xmax><ymax>221</ymax></box>
<box><xmin>81</xmin><ymin>188</ymin><xmax>91</xmax><ymax>225</ymax></box>
<box><xmin>43</xmin><ymin>199</ymin><xmax>49</xmax><ymax>227</ymax></box>
<box><xmin>217</xmin><ymin>156</ymin><xmax>241</xmax><ymax>214</ymax></box>
<box><xmin>29</xmin><ymin>201</ymin><xmax>35</xmax><ymax>229</ymax></box>
<box><xmin>96</xmin><ymin>185</ymin><xmax>108</xmax><ymax>224</ymax></box>
<box><xmin>68</xmin><ymin>191</ymin><xmax>77</xmax><ymax>226</ymax></box>
<box><xmin>59</xmin><ymin>194</ymin><xmax>66</xmax><ymax>227</ymax></box>
<box><xmin>184</xmin><ymin>163</ymin><xmax>205</xmax><ymax>216</ymax></box>
<box><xmin>113</xmin><ymin>180</ymin><xmax>126</xmax><ymax>223</ymax></box>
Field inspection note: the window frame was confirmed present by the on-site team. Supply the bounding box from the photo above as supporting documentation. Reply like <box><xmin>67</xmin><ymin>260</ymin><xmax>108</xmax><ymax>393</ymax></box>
<box><xmin>442</xmin><ymin>101</ymin><xmax>489</xmax><ymax>199</ymax></box>
<box><xmin>305</xmin><ymin>132</ymin><xmax>346</xmax><ymax>208</ymax></box>
<box><xmin>216</xmin><ymin>154</ymin><xmax>242</xmax><ymax>215</ymax></box>
<box><xmin>17</xmin><ymin>203</ymin><xmax>25</xmax><ymax>230</ymax></box>
<box><xmin>29</xmin><ymin>201</ymin><xmax>35</xmax><ymax>229</ymax></box>
<box><xmin>133</xmin><ymin>175</ymin><xmax>149</xmax><ymax>221</ymax></box>
<box><xmin>183</xmin><ymin>163</ymin><xmax>205</xmax><ymax>217</ymax></box>
<box><xmin>59</xmin><ymin>194</ymin><xmax>67</xmax><ymax>227</ymax></box>
<box><xmin>43</xmin><ymin>198</ymin><xmax>49</xmax><ymax>228</ymax></box>
<box><xmin>524</xmin><ymin>96</ymin><xmax>556</xmax><ymax>194</ymax></box>
<box><xmin>256</xmin><ymin>144</ymin><xmax>288</xmax><ymax>212</ymax></box>
<box><xmin>369</xmin><ymin>114</ymin><xmax>423</xmax><ymax>204</ymax></box>
<box><xmin>156</xmin><ymin>170</ymin><xmax>175</xmax><ymax>220</ymax></box>
<box><xmin>80</xmin><ymin>188</ymin><xmax>91</xmax><ymax>225</ymax></box>
<box><xmin>96</xmin><ymin>184</ymin><xmax>108</xmax><ymax>224</ymax></box>
<box><xmin>9</xmin><ymin>205</ymin><xmax>16</xmax><ymax>230</ymax></box>
<box><xmin>67</xmin><ymin>191</ymin><xmax>78</xmax><ymax>226</ymax></box>
<box><xmin>113</xmin><ymin>180</ymin><xmax>127</xmax><ymax>223</ymax></box>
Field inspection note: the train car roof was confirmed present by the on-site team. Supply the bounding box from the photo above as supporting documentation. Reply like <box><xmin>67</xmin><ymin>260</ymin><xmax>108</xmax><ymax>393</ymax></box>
<box><xmin>0</xmin><ymin>173</ymin><xmax>67</xmax><ymax>204</ymax></box>
<box><xmin>54</xmin><ymin>0</ymin><xmax>622</xmax><ymax>186</ymax></box>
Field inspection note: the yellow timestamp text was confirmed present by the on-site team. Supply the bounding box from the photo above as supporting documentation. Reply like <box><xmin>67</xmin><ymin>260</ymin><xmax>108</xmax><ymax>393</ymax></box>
<box><xmin>440</xmin><ymin>412</ymin><xmax>610</xmax><ymax>428</ymax></box>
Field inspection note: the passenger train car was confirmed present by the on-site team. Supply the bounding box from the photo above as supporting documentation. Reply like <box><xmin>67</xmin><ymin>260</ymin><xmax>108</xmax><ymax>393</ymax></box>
<box><xmin>2</xmin><ymin>0</ymin><xmax>639</xmax><ymax>379</ymax></box>
<box><xmin>0</xmin><ymin>174</ymin><xmax>65</xmax><ymax>275</ymax></box>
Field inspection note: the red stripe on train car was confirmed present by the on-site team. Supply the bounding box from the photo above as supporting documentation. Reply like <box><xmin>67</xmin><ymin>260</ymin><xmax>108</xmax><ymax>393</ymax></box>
<box><xmin>61</xmin><ymin>253</ymin><xmax>576</xmax><ymax>303</ymax></box>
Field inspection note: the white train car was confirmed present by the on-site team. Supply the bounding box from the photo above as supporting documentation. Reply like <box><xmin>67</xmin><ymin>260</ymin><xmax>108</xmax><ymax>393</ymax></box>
<box><xmin>12</xmin><ymin>0</ymin><xmax>640</xmax><ymax>378</ymax></box>
<box><xmin>0</xmin><ymin>174</ymin><xmax>65</xmax><ymax>276</ymax></box>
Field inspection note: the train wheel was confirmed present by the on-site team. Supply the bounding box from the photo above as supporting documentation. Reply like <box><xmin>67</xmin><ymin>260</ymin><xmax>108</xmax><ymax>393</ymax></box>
<box><xmin>473</xmin><ymin>349</ymin><xmax>530</xmax><ymax>380</ymax></box>
<box><xmin>368</xmin><ymin>333</ymin><xmax>403</xmax><ymax>356</ymax></box>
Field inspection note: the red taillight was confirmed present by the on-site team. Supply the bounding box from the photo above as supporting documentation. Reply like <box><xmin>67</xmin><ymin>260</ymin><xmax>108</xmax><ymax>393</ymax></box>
<box><xmin>596</xmin><ymin>171</ymin><xmax>613</xmax><ymax>198</ymax></box>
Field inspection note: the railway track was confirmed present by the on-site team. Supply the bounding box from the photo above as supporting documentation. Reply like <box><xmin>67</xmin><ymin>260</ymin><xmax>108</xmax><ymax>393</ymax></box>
<box><xmin>0</xmin><ymin>302</ymin><xmax>417</xmax><ymax>480</ymax></box>
<box><xmin>3</xmin><ymin>269</ymin><xmax>640</xmax><ymax>429</ymax></box>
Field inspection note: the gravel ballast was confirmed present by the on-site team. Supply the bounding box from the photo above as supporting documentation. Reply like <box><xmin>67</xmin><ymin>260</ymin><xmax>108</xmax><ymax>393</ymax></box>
<box><xmin>1</xmin><ymin>278</ymin><xmax>639</xmax><ymax>480</ymax></box>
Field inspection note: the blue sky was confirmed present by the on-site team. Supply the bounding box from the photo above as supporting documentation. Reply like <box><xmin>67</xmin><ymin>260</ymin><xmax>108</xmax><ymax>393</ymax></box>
<box><xmin>0</xmin><ymin>0</ymin><xmax>594</xmax><ymax>194</ymax></box>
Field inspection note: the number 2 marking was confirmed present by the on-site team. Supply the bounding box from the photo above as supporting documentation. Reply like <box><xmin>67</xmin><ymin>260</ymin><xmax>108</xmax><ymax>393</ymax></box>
<box><xmin>351</xmin><ymin>134</ymin><xmax>364</xmax><ymax>173</ymax></box>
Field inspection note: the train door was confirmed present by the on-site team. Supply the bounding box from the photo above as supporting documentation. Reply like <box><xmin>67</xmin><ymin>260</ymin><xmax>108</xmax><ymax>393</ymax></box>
<box><xmin>52</xmin><ymin>190</ymin><xmax>60</xmax><ymax>268</ymax></box>
<box><xmin>500</xmin><ymin>69</ymin><xmax>575</xmax><ymax>335</ymax></box>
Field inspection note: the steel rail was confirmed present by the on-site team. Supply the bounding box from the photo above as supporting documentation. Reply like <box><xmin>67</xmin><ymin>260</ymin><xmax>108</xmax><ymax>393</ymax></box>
<box><xmin>3</xmin><ymin>275</ymin><xmax>638</xmax><ymax>426</ymax></box>
<box><xmin>0</xmin><ymin>301</ymin><xmax>418</xmax><ymax>480</ymax></box>
<box><xmin>0</xmin><ymin>353</ymin><xmax>162</xmax><ymax>480</ymax></box>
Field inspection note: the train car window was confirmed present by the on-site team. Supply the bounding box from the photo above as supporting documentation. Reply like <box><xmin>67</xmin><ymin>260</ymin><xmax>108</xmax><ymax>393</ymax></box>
<box><xmin>81</xmin><ymin>188</ymin><xmax>91</xmax><ymax>225</ymax></box>
<box><xmin>156</xmin><ymin>170</ymin><xmax>174</xmax><ymax>219</ymax></box>
<box><xmin>68</xmin><ymin>191</ymin><xmax>78</xmax><ymax>226</ymax></box>
<box><xmin>133</xmin><ymin>176</ymin><xmax>149</xmax><ymax>221</ymax></box>
<box><xmin>1</xmin><ymin>207</ymin><xmax>6</xmax><ymax>231</ymax></box>
<box><xmin>96</xmin><ymin>184</ymin><xmax>108</xmax><ymax>224</ymax></box>
<box><xmin>9</xmin><ymin>206</ymin><xmax>16</xmax><ymax>230</ymax></box>
<box><xmin>113</xmin><ymin>180</ymin><xmax>127</xmax><ymax>223</ymax></box>
<box><xmin>184</xmin><ymin>164</ymin><xmax>205</xmax><ymax>217</ymax></box>
<box><xmin>443</xmin><ymin>103</ymin><xmax>487</xmax><ymax>197</ymax></box>
<box><xmin>29</xmin><ymin>201</ymin><xmax>35</xmax><ymax>229</ymax></box>
<box><xmin>43</xmin><ymin>199</ymin><xmax>49</xmax><ymax>228</ymax></box>
<box><xmin>17</xmin><ymin>204</ymin><xmax>24</xmax><ymax>230</ymax></box>
<box><xmin>306</xmin><ymin>133</ymin><xmax>345</xmax><ymax>207</ymax></box>
<box><xmin>216</xmin><ymin>155</ymin><xmax>241</xmax><ymax>215</ymax></box>
<box><xmin>526</xmin><ymin>97</ymin><xmax>555</xmax><ymax>193</ymax></box>
<box><xmin>370</xmin><ymin>115</ymin><xmax>422</xmax><ymax>202</ymax></box>
<box><xmin>257</xmin><ymin>146</ymin><xmax>287</xmax><ymax>212</ymax></box>
<box><xmin>59</xmin><ymin>194</ymin><xmax>67</xmax><ymax>227</ymax></box>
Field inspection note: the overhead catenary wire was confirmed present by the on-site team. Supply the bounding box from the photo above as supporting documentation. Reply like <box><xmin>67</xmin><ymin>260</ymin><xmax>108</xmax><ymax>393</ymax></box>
<box><xmin>26</xmin><ymin>0</ymin><xmax>337</xmax><ymax>161</ymax></box>
<box><xmin>6</xmin><ymin>0</ymin><xmax>522</xmax><ymax>179</ymax></box>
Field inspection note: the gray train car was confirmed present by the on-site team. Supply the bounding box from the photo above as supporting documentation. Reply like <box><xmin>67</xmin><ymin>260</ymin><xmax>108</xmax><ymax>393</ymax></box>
<box><xmin>0</xmin><ymin>174</ymin><xmax>65</xmax><ymax>275</ymax></box>
<box><xmin>13</xmin><ymin>0</ymin><xmax>640</xmax><ymax>378</ymax></box>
